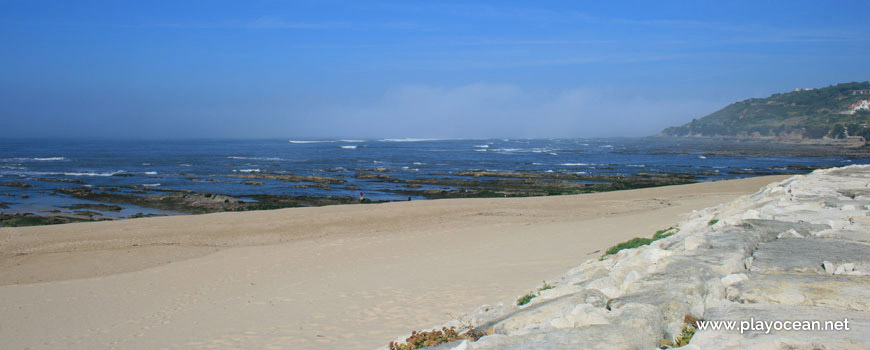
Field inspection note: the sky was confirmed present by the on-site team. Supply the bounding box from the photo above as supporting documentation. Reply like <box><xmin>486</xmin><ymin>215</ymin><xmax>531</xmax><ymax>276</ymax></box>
<box><xmin>1</xmin><ymin>0</ymin><xmax>869</xmax><ymax>139</ymax></box>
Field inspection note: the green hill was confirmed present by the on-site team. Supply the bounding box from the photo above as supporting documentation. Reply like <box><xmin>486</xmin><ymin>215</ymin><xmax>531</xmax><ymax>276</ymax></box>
<box><xmin>660</xmin><ymin>82</ymin><xmax>870</xmax><ymax>141</ymax></box>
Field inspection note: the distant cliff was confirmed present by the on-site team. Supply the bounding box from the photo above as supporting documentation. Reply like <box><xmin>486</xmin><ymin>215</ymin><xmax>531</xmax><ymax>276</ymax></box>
<box><xmin>661</xmin><ymin>82</ymin><xmax>870</xmax><ymax>145</ymax></box>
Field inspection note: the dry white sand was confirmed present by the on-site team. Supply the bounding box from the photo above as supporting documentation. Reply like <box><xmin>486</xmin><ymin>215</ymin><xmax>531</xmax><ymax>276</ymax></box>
<box><xmin>0</xmin><ymin>176</ymin><xmax>787</xmax><ymax>349</ymax></box>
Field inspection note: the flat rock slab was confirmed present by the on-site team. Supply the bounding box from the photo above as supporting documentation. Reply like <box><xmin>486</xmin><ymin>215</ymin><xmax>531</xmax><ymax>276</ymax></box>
<box><xmin>729</xmin><ymin>272</ymin><xmax>870</xmax><ymax>312</ymax></box>
<box><xmin>742</xmin><ymin>219</ymin><xmax>831</xmax><ymax>238</ymax></box>
<box><xmin>470</xmin><ymin>325</ymin><xmax>647</xmax><ymax>350</ymax></box>
<box><xmin>693</xmin><ymin>304</ymin><xmax>870</xmax><ymax>350</ymax></box>
<box><xmin>749</xmin><ymin>237</ymin><xmax>870</xmax><ymax>274</ymax></box>
<box><xmin>818</xmin><ymin>228</ymin><xmax>870</xmax><ymax>243</ymax></box>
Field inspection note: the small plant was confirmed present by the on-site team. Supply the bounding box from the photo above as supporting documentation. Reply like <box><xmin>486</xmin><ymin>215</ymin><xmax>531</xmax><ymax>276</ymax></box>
<box><xmin>388</xmin><ymin>326</ymin><xmax>485</xmax><ymax>350</ymax></box>
<box><xmin>603</xmin><ymin>237</ymin><xmax>654</xmax><ymax>257</ymax></box>
<box><xmin>389</xmin><ymin>327</ymin><xmax>459</xmax><ymax>350</ymax></box>
<box><xmin>708</xmin><ymin>219</ymin><xmax>719</xmax><ymax>226</ymax></box>
<box><xmin>516</xmin><ymin>281</ymin><xmax>555</xmax><ymax>306</ymax></box>
<box><xmin>539</xmin><ymin>281</ymin><xmax>555</xmax><ymax>291</ymax></box>
<box><xmin>671</xmin><ymin>314</ymin><xmax>701</xmax><ymax>347</ymax></box>
<box><xmin>516</xmin><ymin>292</ymin><xmax>536</xmax><ymax>306</ymax></box>
<box><xmin>602</xmin><ymin>227</ymin><xmax>680</xmax><ymax>259</ymax></box>
<box><xmin>652</xmin><ymin>226</ymin><xmax>677</xmax><ymax>240</ymax></box>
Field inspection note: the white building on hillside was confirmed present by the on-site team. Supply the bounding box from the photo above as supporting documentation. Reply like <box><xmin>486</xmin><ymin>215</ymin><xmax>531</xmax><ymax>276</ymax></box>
<box><xmin>843</xmin><ymin>100</ymin><xmax>870</xmax><ymax>115</ymax></box>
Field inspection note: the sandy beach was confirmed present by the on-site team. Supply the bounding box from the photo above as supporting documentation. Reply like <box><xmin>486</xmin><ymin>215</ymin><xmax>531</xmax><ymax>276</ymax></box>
<box><xmin>0</xmin><ymin>175</ymin><xmax>787</xmax><ymax>350</ymax></box>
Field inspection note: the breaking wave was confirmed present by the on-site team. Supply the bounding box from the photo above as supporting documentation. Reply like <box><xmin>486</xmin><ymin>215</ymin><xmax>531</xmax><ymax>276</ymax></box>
<box><xmin>228</xmin><ymin>156</ymin><xmax>284</xmax><ymax>161</ymax></box>
<box><xmin>289</xmin><ymin>140</ymin><xmax>334</xmax><ymax>144</ymax></box>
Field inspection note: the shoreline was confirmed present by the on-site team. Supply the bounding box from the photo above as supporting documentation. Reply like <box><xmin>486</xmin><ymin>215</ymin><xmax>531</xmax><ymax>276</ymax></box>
<box><xmin>2</xmin><ymin>136</ymin><xmax>858</xmax><ymax>228</ymax></box>
<box><xmin>413</xmin><ymin>165</ymin><xmax>870</xmax><ymax>349</ymax></box>
<box><xmin>1</xmin><ymin>175</ymin><xmax>787</xmax><ymax>349</ymax></box>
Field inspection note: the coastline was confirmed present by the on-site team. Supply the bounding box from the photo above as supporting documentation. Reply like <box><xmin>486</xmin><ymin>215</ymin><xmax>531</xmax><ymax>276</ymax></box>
<box><xmin>0</xmin><ymin>175</ymin><xmax>786</xmax><ymax>349</ymax></box>
<box><xmin>411</xmin><ymin>165</ymin><xmax>870</xmax><ymax>349</ymax></box>
<box><xmin>648</xmin><ymin>136</ymin><xmax>870</xmax><ymax>158</ymax></box>
<box><xmin>2</xmin><ymin>137</ymin><xmax>856</xmax><ymax>228</ymax></box>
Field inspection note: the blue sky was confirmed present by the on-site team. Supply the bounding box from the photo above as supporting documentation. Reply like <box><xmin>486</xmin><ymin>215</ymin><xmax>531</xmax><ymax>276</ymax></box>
<box><xmin>1</xmin><ymin>1</ymin><xmax>869</xmax><ymax>139</ymax></box>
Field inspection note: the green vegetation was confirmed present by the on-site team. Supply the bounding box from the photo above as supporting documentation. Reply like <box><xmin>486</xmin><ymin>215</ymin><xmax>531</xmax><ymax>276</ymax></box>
<box><xmin>602</xmin><ymin>227</ymin><xmax>678</xmax><ymax>258</ymax></box>
<box><xmin>388</xmin><ymin>327</ymin><xmax>460</xmax><ymax>350</ymax></box>
<box><xmin>516</xmin><ymin>281</ymin><xmax>558</xmax><ymax>306</ymax></box>
<box><xmin>603</xmin><ymin>237</ymin><xmax>655</xmax><ymax>256</ymax></box>
<box><xmin>672</xmin><ymin>315</ymin><xmax>701</xmax><ymax>347</ymax></box>
<box><xmin>539</xmin><ymin>280</ymin><xmax>554</xmax><ymax>291</ymax></box>
<box><xmin>708</xmin><ymin>219</ymin><xmax>719</xmax><ymax>226</ymax></box>
<box><xmin>516</xmin><ymin>293</ymin><xmax>536</xmax><ymax>306</ymax></box>
<box><xmin>652</xmin><ymin>227</ymin><xmax>678</xmax><ymax>240</ymax></box>
<box><xmin>388</xmin><ymin>326</ymin><xmax>486</xmax><ymax>350</ymax></box>
<box><xmin>661</xmin><ymin>81</ymin><xmax>870</xmax><ymax>140</ymax></box>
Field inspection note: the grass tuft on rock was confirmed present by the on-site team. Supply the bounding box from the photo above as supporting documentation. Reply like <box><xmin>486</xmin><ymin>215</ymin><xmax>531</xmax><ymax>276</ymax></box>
<box><xmin>516</xmin><ymin>293</ymin><xmax>536</xmax><ymax>306</ymax></box>
<box><xmin>516</xmin><ymin>281</ymin><xmax>557</xmax><ymax>306</ymax></box>
<box><xmin>388</xmin><ymin>326</ymin><xmax>486</xmax><ymax>350</ymax></box>
<box><xmin>673</xmin><ymin>314</ymin><xmax>701</xmax><ymax>347</ymax></box>
<box><xmin>602</xmin><ymin>227</ymin><xmax>678</xmax><ymax>258</ymax></box>
<box><xmin>389</xmin><ymin>327</ymin><xmax>459</xmax><ymax>350</ymax></box>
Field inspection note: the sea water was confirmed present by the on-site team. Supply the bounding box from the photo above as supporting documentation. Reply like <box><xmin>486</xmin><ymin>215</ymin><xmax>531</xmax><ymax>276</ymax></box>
<box><xmin>0</xmin><ymin>138</ymin><xmax>864</xmax><ymax>217</ymax></box>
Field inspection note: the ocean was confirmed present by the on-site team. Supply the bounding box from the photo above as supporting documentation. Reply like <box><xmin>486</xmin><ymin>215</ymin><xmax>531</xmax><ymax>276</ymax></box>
<box><xmin>0</xmin><ymin>138</ymin><xmax>864</xmax><ymax>218</ymax></box>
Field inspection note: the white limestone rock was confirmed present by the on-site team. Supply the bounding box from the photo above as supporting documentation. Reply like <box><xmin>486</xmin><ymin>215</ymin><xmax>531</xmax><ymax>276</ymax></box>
<box><xmin>721</xmin><ymin>273</ymin><xmax>749</xmax><ymax>287</ymax></box>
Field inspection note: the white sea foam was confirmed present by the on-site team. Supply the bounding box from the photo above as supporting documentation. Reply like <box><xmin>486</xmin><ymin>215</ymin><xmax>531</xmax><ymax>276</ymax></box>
<box><xmin>179</xmin><ymin>164</ymin><xmax>192</xmax><ymax>167</ymax></box>
<box><xmin>340</xmin><ymin>145</ymin><xmax>358</xmax><ymax>149</ymax></box>
<box><xmin>0</xmin><ymin>170</ymin><xmax>43</xmax><ymax>176</ymax></box>
<box><xmin>549</xmin><ymin>153</ymin><xmax>558</xmax><ymax>156</ymax></box>
<box><xmin>698</xmin><ymin>155</ymin><xmax>707</xmax><ymax>159</ymax></box>
<box><xmin>144</xmin><ymin>171</ymin><xmax>158</xmax><ymax>175</ymax></box>
<box><xmin>1</xmin><ymin>157</ymin><xmax>67</xmax><ymax>162</ymax></box>
<box><xmin>142</xmin><ymin>183</ymin><xmax>161</xmax><ymax>187</ymax></box>
<box><xmin>340</xmin><ymin>139</ymin><xmax>365</xmax><ymax>143</ymax></box>
<box><xmin>412</xmin><ymin>162</ymin><xmax>424</xmax><ymax>165</ymax></box>
<box><xmin>233</xmin><ymin>169</ymin><xmax>261</xmax><ymax>173</ymax></box>
<box><xmin>545</xmin><ymin>170</ymin><xmax>554</xmax><ymax>173</ymax></box>
<box><xmin>627</xmin><ymin>164</ymin><xmax>646</xmax><ymax>167</ymax></box>
<box><xmin>64</xmin><ymin>170</ymin><xmax>125</xmax><ymax>177</ymax></box>
<box><xmin>380</xmin><ymin>138</ymin><xmax>438</xmax><ymax>142</ymax></box>
<box><xmin>228</xmin><ymin>156</ymin><xmax>284</xmax><ymax>161</ymax></box>
<box><xmin>289</xmin><ymin>140</ymin><xmax>335</xmax><ymax>144</ymax></box>
<box><xmin>142</xmin><ymin>163</ymin><xmax>151</xmax><ymax>166</ymax></box>
<box><xmin>560</xmin><ymin>163</ymin><xmax>589</xmax><ymax>166</ymax></box>
<box><xmin>473</xmin><ymin>144</ymin><xmax>489</xmax><ymax>148</ymax></box>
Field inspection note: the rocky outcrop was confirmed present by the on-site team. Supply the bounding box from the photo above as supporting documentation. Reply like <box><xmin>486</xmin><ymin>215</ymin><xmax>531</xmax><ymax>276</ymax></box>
<box><xmin>388</xmin><ymin>165</ymin><xmax>870</xmax><ymax>349</ymax></box>
<box><xmin>2</xmin><ymin>181</ymin><xmax>32</xmax><ymax>188</ymax></box>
